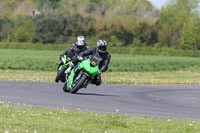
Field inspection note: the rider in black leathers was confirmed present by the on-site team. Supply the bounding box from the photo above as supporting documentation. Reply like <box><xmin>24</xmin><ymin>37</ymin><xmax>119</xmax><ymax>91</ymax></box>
<box><xmin>67</xmin><ymin>40</ymin><xmax>111</xmax><ymax>86</ymax></box>
<box><xmin>57</xmin><ymin>36</ymin><xmax>89</xmax><ymax>69</ymax></box>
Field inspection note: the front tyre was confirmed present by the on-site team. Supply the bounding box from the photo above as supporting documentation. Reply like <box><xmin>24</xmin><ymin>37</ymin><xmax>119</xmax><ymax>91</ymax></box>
<box><xmin>55</xmin><ymin>67</ymin><xmax>66</xmax><ymax>82</ymax></box>
<box><xmin>70</xmin><ymin>74</ymin><xmax>87</xmax><ymax>94</ymax></box>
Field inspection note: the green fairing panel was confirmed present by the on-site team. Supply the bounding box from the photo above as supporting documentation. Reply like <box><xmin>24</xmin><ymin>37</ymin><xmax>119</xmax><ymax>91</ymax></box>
<box><xmin>67</xmin><ymin>70</ymin><xmax>75</xmax><ymax>90</ymax></box>
<box><xmin>66</xmin><ymin>59</ymin><xmax>99</xmax><ymax>91</ymax></box>
<box><xmin>64</xmin><ymin>55</ymin><xmax>67</xmax><ymax>60</ymax></box>
<box><xmin>79</xmin><ymin>59</ymin><xmax>99</xmax><ymax>75</ymax></box>
<box><xmin>58</xmin><ymin>55</ymin><xmax>71</xmax><ymax>71</ymax></box>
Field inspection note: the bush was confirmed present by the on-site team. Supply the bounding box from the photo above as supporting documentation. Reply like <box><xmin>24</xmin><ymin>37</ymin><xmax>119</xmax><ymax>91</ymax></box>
<box><xmin>129</xmin><ymin>47</ymin><xmax>200</xmax><ymax>57</ymax></box>
<box><xmin>1</xmin><ymin>42</ymin><xmax>200</xmax><ymax>57</ymax></box>
<box><xmin>109</xmin><ymin>35</ymin><xmax>122</xmax><ymax>47</ymax></box>
<box><xmin>131</xmin><ymin>38</ymin><xmax>147</xmax><ymax>47</ymax></box>
<box><xmin>12</xmin><ymin>15</ymin><xmax>36</xmax><ymax>42</ymax></box>
<box><xmin>0</xmin><ymin>42</ymin><xmax>70</xmax><ymax>51</ymax></box>
<box><xmin>32</xmin><ymin>14</ymin><xmax>67</xmax><ymax>44</ymax></box>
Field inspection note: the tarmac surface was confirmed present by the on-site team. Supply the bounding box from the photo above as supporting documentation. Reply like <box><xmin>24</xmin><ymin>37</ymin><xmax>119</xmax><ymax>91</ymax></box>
<box><xmin>0</xmin><ymin>81</ymin><xmax>200</xmax><ymax>120</ymax></box>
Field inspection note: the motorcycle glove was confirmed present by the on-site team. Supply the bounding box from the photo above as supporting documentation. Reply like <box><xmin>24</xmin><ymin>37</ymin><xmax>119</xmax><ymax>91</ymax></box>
<box><xmin>77</xmin><ymin>56</ymin><xmax>83</xmax><ymax>61</ymax></box>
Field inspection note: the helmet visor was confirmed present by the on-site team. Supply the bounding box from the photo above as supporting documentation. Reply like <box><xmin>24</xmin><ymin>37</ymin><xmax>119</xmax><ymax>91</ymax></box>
<box><xmin>76</xmin><ymin>40</ymin><xmax>84</xmax><ymax>46</ymax></box>
<box><xmin>98</xmin><ymin>45</ymin><xmax>107</xmax><ymax>53</ymax></box>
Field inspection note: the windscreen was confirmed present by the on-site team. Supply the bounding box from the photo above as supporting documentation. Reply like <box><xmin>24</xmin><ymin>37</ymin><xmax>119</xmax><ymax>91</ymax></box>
<box><xmin>89</xmin><ymin>55</ymin><xmax>102</xmax><ymax>66</ymax></box>
<box><xmin>67</xmin><ymin>52</ymin><xmax>75</xmax><ymax>61</ymax></box>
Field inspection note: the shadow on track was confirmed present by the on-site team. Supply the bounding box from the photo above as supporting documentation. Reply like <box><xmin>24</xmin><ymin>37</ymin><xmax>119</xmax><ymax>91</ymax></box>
<box><xmin>76</xmin><ymin>92</ymin><xmax>119</xmax><ymax>97</ymax></box>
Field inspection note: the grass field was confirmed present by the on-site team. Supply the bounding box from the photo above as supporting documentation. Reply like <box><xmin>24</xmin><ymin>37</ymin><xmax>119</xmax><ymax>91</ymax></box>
<box><xmin>1</xmin><ymin>69</ymin><xmax>200</xmax><ymax>85</ymax></box>
<box><xmin>1</xmin><ymin>49</ymin><xmax>200</xmax><ymax>72</ymax></box>
<box><xmin>0</xmin><ymin>103</ymin><xmax>199</xmax><ymax>133</ymax></box>
<box><xmin>1</xmin><ymin>48</ymin><xmax>200</xmax><ymax>85</ymax></box>
<box><xmin>1</xmin><ymin>49</ymin><xmax>200</xmax><ymax>132</ymax></box>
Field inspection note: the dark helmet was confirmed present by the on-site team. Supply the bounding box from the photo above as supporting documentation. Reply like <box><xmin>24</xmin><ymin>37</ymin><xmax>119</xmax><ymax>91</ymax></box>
<box><xmin>96</xmin><ymin>40</ymin><xmax>107</xmax><ymax>53</ymax></box>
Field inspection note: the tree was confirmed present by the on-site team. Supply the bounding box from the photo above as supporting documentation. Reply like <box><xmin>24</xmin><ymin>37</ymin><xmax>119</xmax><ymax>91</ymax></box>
<box><xmin>0</xmin><ymin>0</ymin><xmax>23</xmax><ymax>17</ymax></box>
<box><xmin>156</xmin><ymin>0</ymin><xmax>200</xmax><ymax>48</ymax></box>
<box><xmin>0</xmin><ymin>17</ymin><xmax>14</xmax><ymax>41</ymax></box>
<box><xmin>32</xmin><ymin>14</ymin><xmax>67</xmax><ymax>44</ymax></box>
<box><xmin>180</xmin><ymin>16</ymin><xmax>200</xmax><ymax>50</ymax></box>
<box><xmin>12</xmin><ymin>15</ymin><xmax>36</xmax><ymax>42</ymax></box>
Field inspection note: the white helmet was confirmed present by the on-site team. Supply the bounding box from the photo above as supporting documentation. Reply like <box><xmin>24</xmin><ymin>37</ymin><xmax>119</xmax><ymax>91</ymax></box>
<box><xmin>76</xmin><ymin>40</ymin><xmax>84</xmax><ymax>46</ymax></box>
<box><xmin>77</xmin><ymin>36</ymin><xmax>85</xmax><ymax>41</ymax></box>
<box><xmin>75</xmin><ymin>36</ymin><xmax>86</xmax><ymax>50</ymax></box>
<box><xmin>75</xmin><ymin>40</ymin><xmax>85</xmax><ymax>50</ymax></box>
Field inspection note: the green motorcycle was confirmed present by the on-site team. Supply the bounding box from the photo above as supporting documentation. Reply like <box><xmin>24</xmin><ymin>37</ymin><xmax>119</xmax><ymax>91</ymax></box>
<box><xmin>55</xmin><ymin>52</ymin><xmax>75</xmax><ymax>83</ymax></box>
<box><xmin>63</xmin><ymin>55</ymin><xmax>102</xmax><ymax>94</ymax></box>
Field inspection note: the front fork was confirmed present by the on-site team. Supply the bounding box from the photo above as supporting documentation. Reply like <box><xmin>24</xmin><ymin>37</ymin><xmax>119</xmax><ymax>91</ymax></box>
<box><xmin>56</xmin><ymin>61</ymin><xmax>63</xmax><ymax>71</ymax></box>
<box><xmin>68</xmin><ymin>65</ymin><xmax>80</xmax><ymax>81</ymax></box>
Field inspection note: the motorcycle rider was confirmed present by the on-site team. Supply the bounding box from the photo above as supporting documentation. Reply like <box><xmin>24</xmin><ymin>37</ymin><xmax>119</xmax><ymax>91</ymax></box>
<box><xmin>57</xmin><ymin>36</ymin><xmax>89</xmax><ymax>70</ymax></box>
<box><xmin>66</xmin><ymin>40</ymin><xmax>111</xmax><ymax>86</ymax></box>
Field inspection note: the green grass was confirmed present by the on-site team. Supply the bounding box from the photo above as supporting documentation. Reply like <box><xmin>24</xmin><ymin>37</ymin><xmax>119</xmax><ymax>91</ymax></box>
<box><xmin>1</xmin><ymin>49</ymin><xmax>200</xmax><ymax>72</ymax></box>
<box><xmin>1</xmin><ymin>49</ymin><xmax>200</xmax><ymax>132</ymax></box>
<box><xmin>0</xmin><ymin>104</ymin><xmax>199</xmax><ymax>133</ymax></box>
<box><xmin>1</xmin><ymin>69</ymin><xmax>200</xmax><ymax>85</ymax></box>
<box><xmin>1</xmin><ymin>48</ymin><xmax>200</xmax><ymax>85</ymax></box>
<box><xmin>110</xmin><ymin>54</ymin><xmax>200</xmax><ymax>72</ymax></box>
<box><xmin>103</xmin><ymin>71</ymin><xmax>200</xmax><ymax>85</ymax></box>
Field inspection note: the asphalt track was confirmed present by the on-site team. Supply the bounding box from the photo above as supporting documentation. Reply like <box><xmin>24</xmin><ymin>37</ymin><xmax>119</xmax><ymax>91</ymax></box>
<box><xmin>0</xmin><ymin>81</ymin><xmax>200</xmax><ymax>121</ymax></box>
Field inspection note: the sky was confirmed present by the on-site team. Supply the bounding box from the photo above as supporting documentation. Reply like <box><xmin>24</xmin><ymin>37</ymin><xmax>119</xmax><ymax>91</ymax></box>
<box><xmin>148</xmin><ymin>0</ymin><xmax>166</xmax><ymax>9</ymax></box>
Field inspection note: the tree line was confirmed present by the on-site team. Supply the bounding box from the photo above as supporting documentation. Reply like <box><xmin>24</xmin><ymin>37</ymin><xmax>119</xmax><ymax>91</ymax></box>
<box><xmin>0</xmin><ymin>0</ymin><xmax>200</xmax><ymax>50</ymax></box>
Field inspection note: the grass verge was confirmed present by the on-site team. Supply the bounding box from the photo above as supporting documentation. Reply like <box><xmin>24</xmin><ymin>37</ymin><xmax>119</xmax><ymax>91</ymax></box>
<box><xmin>0</xmin><ymin>103</ymin><xmax>199</xmax><ymax>133</ymax></box>
<box><xmin>1</xmin><ymin>49</ymin><xmax>200</xmax><ymax>72</ymax></box>
<box><xmin>1</xmin><ymin>69</ymin><xmax>200</xmax><ymax>85</ymax></box>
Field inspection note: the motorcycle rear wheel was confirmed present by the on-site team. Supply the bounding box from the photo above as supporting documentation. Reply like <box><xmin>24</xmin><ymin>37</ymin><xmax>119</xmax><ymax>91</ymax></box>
<box><xmin>55</xmin><ymin>67</ymin><xmax>66</xmax><ymax>82</ymax></box>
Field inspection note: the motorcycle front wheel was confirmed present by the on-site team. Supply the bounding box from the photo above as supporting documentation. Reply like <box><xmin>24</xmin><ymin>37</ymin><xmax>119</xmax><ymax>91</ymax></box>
<box><xmin>63</xmin><ymin>82</ymin><xmax>70</xmax><ymax>92</ymax></box>
<box><xmin>70</xmin><ymin>74</ymin><xmax>87</xmax><ymax>94</ymax></box>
